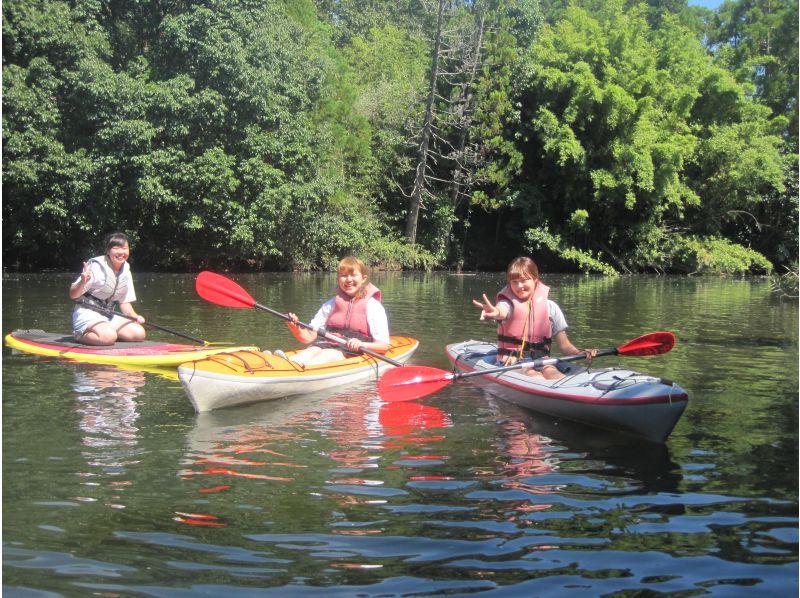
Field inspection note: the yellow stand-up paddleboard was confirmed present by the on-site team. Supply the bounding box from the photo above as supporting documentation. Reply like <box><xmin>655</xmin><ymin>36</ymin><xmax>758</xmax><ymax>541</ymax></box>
<box><xmin>5</xmin><ymin>329</ymin><xmax>259</xmax><ymax>368</ymax></box>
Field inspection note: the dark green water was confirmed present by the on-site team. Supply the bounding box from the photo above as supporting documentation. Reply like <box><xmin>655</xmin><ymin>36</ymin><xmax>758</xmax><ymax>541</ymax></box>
<box><xmin>3</xmin><ymin>272</ymin><xmax>798</xmax><ymax>595</ymax></box>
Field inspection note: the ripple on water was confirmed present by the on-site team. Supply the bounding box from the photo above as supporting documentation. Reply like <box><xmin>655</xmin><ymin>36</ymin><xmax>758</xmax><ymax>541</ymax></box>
<box><xmin>3</xmin><ymin>273</ymin><xmax>797</xmax><ymax>596</ymax></box>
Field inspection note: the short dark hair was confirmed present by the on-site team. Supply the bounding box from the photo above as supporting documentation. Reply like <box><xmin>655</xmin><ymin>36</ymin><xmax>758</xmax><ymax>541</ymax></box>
<box><xmin>104</xmin><ymin>232</ymin><xmax>130</xmax><ymax>252</ymax></box>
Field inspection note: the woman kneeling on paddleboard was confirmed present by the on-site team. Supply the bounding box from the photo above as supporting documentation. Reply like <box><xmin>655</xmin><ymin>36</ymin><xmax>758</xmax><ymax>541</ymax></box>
<box><xmin>283</xmin><ymin>256</ymin><xmax>391</xmax><ymax>366</ymax></box>
<box><xmin>69</xmin><ymin>232</ymin><xmax>146</xmax><ymax>346</ymax></box>
<box><xmin>473</xmin><ymin>256</ymin><xmax>598</xmax><ymax>380</ymax></box>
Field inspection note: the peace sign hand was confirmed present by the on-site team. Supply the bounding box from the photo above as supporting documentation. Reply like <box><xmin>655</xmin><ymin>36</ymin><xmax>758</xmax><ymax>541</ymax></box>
<box><xmin>80</xmin><ymin>261</ymin><xmax>93</xmax><ymax>285</ymax></box>
<box><xmin>472</xmin><ymin>293</ymin><xmax>501</xmax><ymax>321</ymax></box>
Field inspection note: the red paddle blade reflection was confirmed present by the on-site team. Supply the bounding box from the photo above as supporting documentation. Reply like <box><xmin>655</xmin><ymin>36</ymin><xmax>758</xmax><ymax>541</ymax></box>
<box><xmin>378</xmin><ymin>401</ymin><xmax>451</xmax><ymax>435</ymax></box>
<box><xmin>618</xmin><ymin>331</ymin><xmax>675</xmax><ymax>357</ymax></box>
<box><xmin>378</xmin><ymin>366</ymin><xmax>455</xmax><ymax>403</ymax></box>
<box><xmin>379</xmin><ymin>401</ymin><xmax>451</xmax><ymax>449</ymax></box>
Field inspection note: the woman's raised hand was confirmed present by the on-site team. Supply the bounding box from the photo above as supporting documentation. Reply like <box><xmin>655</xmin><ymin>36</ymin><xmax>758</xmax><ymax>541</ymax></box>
<box><xmin>80</xmin><ymin>262</ymin><xmax>92</xmax><ymax>285</ymax></box>
<box><xmin>472</xmin><ymin>293</ymin><xmax>501</xmax><ymax>321</ymax></box>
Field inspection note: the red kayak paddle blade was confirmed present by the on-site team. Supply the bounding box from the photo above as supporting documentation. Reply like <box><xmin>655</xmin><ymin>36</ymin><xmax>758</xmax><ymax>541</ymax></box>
<box><xmin>196</xmin><ymin>271</ymin><xmax>257</xmax><ymax>309</ymax></box>
<box><xmin>617</xmin><ymin>331</ymin><xmax>675</xmax><ymax>357</ymax></box>
<box><xmin>378</xmin><ymin>366</ymin><xmax>455</xmax><ymax>403</ymax></box>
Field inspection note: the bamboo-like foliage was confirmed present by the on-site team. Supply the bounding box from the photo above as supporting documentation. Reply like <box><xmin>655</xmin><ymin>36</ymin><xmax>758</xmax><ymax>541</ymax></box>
<box><xmin>2</xmin><ymin>0</ymin><xmax>795</xmax><ymax>273</ymax></box>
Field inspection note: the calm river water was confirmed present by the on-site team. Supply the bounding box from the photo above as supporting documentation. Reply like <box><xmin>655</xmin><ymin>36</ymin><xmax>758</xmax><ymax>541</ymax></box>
<box><xmin>3</xmin><ymin>272</ymin><xmax>798</xmax><ymax>596</ymax></box>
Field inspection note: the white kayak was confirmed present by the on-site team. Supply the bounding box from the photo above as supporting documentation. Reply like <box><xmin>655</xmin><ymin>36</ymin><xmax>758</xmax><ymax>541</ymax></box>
<box><xmin>446</xmin><ymin>340</ymin><xmax>688</xmax><ymax>442</ymax></box>
<box><xmin>178</xmin><ymin>336</ymin><xmax>419</xmax><ymax>412</ymax></box>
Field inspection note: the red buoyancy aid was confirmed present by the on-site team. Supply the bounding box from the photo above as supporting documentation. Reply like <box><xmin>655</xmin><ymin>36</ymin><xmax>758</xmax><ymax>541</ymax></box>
<box><xmin>496</xmin><ymin>282</ymin><xmax>552</xmax><ymax>358</ymax></box>
<box><xmin>325</xmin><ymin>282</ymin><xmax>382</xmax><ymax>342</ymax></box>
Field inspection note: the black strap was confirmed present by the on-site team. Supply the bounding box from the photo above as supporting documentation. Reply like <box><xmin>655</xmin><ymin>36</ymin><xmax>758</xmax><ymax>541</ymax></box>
<box><xmin>325</xmin><ymin>325</ymin><xmax>374</xmax><ymax>343</ymax></box>
<box><xmin>497</xmin><ymin>333</ymin><xmax>551</xmax><ymax>347</ymax></box>
<box><xmin>80</xmin><ymin>258</ymin><xmax>122</xmax><ymax>312</ymax></box>
<box><xmin>83</xmin><ymin>293</ymin><xmax>120</xmax><ymax>310</ymax></box>
<box><xmin>80</xmin><ymin>293</ymin><xmax>120</xmax><ymax>317</ymax></box>
<box><xmin>497</xmin><ymin>346</ymin><xmax>550</xmax><ymax>360</ymax></box>
<box><xmin>497</xmin><ymin>334</ymin><xmax>551</xmax><ymax>360</ymax></box>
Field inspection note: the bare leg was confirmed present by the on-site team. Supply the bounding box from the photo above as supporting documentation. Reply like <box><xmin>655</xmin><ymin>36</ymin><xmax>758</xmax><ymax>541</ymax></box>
<box><xmin>524</xmin><ymin>365</ymin><xmax>565</xmax><ymax>380</ymax></box>
<box><xmin>76</xmin><ymin>322</ymin><xmax>118</xmax><ymax>346</ymax></box>
<box><xmin>523</xmin><ymin>367</ymin><xmax>544</xmax><ymax>379</ymax></box>
<box><xmin>288</xmin><ymin>346</ymin><xmax>323</xmax><ymax>365</ymax></box>
<box><xmin>115</xmin><ymin>321</ymin><xmax>146</xmax><ymax>342</ymax></box>
<box><xmin>291</xmin><ymin>346</ymin><xmax>346</xmax><ymax>366</ymax></box>
<box><xmin>541</xmin><ymin>365</ymin><xmax>565</xmax><ymax>380</ymax></box>
<box><xmin>305</xmin><ymin>348</ymin><xmax>347</xmax><ymax>365</ymax></box>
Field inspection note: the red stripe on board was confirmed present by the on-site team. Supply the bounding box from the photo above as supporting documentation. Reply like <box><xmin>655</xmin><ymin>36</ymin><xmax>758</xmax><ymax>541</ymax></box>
<box><xmin>17</xmin><ymin>338</ymin><xmax>202</xmax><ymax>356</ymax></box>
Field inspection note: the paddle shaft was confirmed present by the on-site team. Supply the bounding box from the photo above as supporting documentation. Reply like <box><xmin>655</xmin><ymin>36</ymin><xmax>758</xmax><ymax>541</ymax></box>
<box><xmin>377</xmin><ymin>331</ymin><xmax>675</xmax><ymax>403</ymax></box>
<box><xmin>451</xmin><ymin>347</ymin><xmax>616</xmax><ymax>380</ymax></box>
<box><xmin>252</xmin><ymin>301</ymin><xmax>406</xmax><ymax>368</ymax></box>
<box><xmin>77</xmin><ymin>299</ymin><xmax>207</xmax><ymax>345</ymax></box>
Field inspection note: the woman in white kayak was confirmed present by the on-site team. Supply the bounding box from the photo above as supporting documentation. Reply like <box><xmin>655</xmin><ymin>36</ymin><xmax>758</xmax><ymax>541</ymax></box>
<box><xmin>68</xmin><ymin>232</ymin><xmax>146</xmax><ymax>346</ymax></box>
<box><xmin>282</xmin><ymin>256</ymin><xmax>391</xmax><ymax>366</ymax></box>
<box><xmin>473</xmin><ymin>256</ymin><xmax>597</xmax><ymax>380</ymax></box>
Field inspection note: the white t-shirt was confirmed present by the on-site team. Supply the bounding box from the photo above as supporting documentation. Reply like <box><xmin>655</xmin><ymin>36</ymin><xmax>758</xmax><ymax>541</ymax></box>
<box><xmin>308</xmin><ymin>297</ymin><xmax>390</xmax><ymax>344</ymax></box>
<box><xmin>497</xmin><ymin>299</ymin><xmax>568</xmax><ymax>336</ymax></box>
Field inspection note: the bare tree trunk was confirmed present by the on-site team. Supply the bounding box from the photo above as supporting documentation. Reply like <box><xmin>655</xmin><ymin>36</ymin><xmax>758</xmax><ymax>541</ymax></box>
<box><xmin>405</xmin><ymin>0</ymin><xmax>445</xmax><ymax>244</ymax></box>
<box><xmin>448</xmin><ymin>13</ymin><xmax>484</xmax><ymax>212</ymax></box>
<box><xmin>446</xmin><ymin>12</ymin><xmax>485</xmax><ymax>266</ymax></box>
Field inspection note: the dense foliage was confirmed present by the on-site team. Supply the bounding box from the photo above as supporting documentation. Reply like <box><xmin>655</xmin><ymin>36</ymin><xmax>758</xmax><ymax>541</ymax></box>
<box><xmin>3</xmin><ymin>0</ymin><xmax>796</xmax><ymax>273</ymax></box>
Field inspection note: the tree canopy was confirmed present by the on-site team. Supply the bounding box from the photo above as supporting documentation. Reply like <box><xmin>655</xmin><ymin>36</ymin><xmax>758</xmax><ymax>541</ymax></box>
<box><xmin>3</xmin><ymin>0</ymin><xmax>796</xmax><ymax>273</ymax></box>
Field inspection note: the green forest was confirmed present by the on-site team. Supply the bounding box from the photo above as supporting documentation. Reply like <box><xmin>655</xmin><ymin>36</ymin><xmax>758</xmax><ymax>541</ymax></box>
<box><xmin>3</xmin><ymin>0</ymin><xmax>797</xmax><ymax>274</ymax></box>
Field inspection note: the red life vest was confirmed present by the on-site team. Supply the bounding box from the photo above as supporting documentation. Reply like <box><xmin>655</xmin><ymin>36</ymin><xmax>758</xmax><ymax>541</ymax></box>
<box><xmin>496</xmin><ymin>282</ymin><xmax>552</xmax><ymax>359</ymax></box>
<box><xmin>324</xmin><ymin>283</ymin><xmax>382</xmax><ymax>342</ymax></box>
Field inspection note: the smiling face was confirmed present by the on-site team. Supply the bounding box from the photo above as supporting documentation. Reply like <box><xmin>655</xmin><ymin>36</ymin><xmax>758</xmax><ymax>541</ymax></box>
<box><xmin>107</xmin><ymin>243</ymin><xmax>130</xmax><ymax>272</ymax></box>
<box><xmin>338</xmin><ymin>267</ymin><xmax>366</xmax><ymax>298</ymax></box>
<box><xmin>508</xmin><ymin>275</ymin><xmax>537</xmax><ymax>302</ymax></box>
<box><xmin>506</xmin><ymin>257</ymin><xmax>540</xmax><ymax>302</ymax></box>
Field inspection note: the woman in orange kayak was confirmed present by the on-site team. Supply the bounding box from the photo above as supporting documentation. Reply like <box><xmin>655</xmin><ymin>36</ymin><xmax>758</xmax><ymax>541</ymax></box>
<box><xmin>282</xmin><ymin>256</ymin><xmax>391</xmax><ymax>366</ymax></box>
<box><xmin>473</xmin><ymin>256</ymin><xmax>597</xmax><ymax>380</ymax></box>
<box><xmin>69</xmin><ymin>232</ymin><xmax>147</xmax><ymax>346</ymax></box>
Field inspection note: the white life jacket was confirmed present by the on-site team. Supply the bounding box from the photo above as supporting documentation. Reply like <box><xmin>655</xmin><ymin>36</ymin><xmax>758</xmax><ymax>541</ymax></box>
<box><xmin>81</xmin><ymin>256</ymin><xmax>134</xmax><ymax>309</ymax></box>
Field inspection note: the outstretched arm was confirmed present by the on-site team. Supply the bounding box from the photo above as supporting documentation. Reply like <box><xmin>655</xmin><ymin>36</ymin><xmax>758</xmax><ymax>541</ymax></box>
<box><xmin>471</xmin><ymin>293</ymin><xmax>508</xmax><ymax>321</ymax></box>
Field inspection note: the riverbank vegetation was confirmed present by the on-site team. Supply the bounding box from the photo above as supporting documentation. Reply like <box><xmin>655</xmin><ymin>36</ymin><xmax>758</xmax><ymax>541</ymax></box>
<box><xmin>3</xmin><ymin>0</ymin><xmax>797</xmax><ymax>273</ymax></box>
<box><xmin>770</xmin><ymin>263</ymin><xmax>799</xmax><ymax>298</ymax></box>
